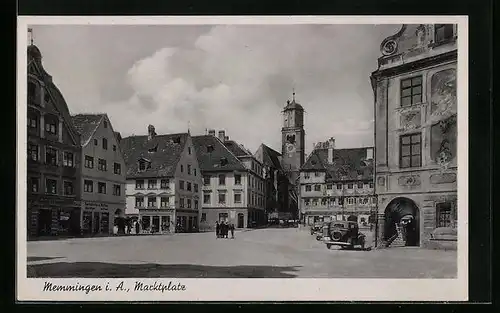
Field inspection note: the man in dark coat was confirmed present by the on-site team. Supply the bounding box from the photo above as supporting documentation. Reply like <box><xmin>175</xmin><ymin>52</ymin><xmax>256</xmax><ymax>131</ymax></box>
<box><xmin>230</xmin><ymin>224</ymin><xmax>235</xmax><ymax>239</ymax></box>
<box><xmin>215</xmin><ymin>221</ymin><xmax>220</xmax><ymax>238</ymax></box>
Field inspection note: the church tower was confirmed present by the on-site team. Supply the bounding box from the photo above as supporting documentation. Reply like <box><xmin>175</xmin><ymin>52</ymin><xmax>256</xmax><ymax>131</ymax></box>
<box><xmin>281</xmin><ymin>92</ymin><xmax>305</xmax><ymax>184</ymax></box>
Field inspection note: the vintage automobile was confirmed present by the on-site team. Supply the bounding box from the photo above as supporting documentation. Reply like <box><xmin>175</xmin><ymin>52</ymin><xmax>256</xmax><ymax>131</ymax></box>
<box><xmin>322</xmin><ymin>221</ymin><xmax>366</xmax><ymax>250</ymax></box>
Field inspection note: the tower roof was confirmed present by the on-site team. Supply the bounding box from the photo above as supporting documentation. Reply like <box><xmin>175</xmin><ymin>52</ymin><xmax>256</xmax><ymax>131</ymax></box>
<box><xmin>283</xmin><ymin>99</ymin><xmax>304</xmax><ymax>111</ymax></box>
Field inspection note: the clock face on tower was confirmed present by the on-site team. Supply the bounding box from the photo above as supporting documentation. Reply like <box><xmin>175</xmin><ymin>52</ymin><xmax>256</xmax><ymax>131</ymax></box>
<box><xmin>286</xmin><ymin>143</ymin><xmax>296</xmax><ymax>153</ymax></box>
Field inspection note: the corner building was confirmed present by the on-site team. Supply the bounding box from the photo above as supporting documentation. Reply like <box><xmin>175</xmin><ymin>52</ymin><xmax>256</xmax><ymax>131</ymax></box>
<box><xmin>371</xmin><ymin>24</ymin><xmax>458</xmax><ymax>249</ymax></box>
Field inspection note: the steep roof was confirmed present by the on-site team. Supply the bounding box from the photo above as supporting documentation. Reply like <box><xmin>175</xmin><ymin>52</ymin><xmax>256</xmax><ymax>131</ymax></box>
<box><xmin>223</xmin><ymin>140</ymin><xmax>252</xmax><ymax>157</ymax></box>
<box><xmin>71</xmin><ymin>114</ymin><xmax>105</xmax><ymax>146</ymax></box>
<box><xmin>283</xmin><ymin>99</ymin><xmax>304</xmax><ymax>111</ymax></box>
<box><xmin>120</xmin><ymin>133</ymin><xmax>189</xmax><ymax>178</ymax></box>
<box><xmin>301</xmin><ymin>147</ymin><xmax>374</xmax><ymax>181</ymax></box>
<box><xmin>260</xmin><ymin>144</ymin><xmax>283</xmax><ymax>170</ymax></box>
<box><xmin>192</xmin><ymin>135</ymin><xmax>246</xmax><ymax>173</ymax></box>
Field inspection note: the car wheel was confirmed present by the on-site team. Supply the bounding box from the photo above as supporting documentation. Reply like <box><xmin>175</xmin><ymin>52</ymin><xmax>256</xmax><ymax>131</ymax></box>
<box><xmin>332</xmin><ymin>231</ymin><xmax>342</xmax><ymax>241</ymax></box>
<box><xmin>326</xmin><ymin>244</ymin><xmax>332</xmax><ymax>249</ymax></box>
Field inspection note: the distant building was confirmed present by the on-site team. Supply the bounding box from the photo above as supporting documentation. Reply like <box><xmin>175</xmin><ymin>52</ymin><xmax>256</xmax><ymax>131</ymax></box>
<box><xmin>299</xmin><ymin>138</ymin><xmax>376</xmax><ymax>226</ymax></box>
<box><xmin>27</xmin><ymin>43</ymin><xmax>82</xmax><ymax>239</ymax></box>
<box><xmin>370</xmin><ymin>24</ymin><xmax>457</xmax><ymax>249</ymax></box>
<box><xmin>120</xmin><ymin>126</ymin><xmax>202</xmax><ymax>233</ymax></box>
<box><xmin>71</xmin><ymin>114</ymin><xmax>126</xmax><ymax>236</ymax></box>
<box><xmin>192</xmin><ymin>130</ymin><xmax>266</xmax><ymax>229</ymax></box>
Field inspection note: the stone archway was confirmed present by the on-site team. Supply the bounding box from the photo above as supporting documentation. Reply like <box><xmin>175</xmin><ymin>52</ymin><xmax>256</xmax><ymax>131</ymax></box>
<box><xmin>384</xmin><ymin>197</ymin><xmax>420</xmax><ymax>246</ymax></box>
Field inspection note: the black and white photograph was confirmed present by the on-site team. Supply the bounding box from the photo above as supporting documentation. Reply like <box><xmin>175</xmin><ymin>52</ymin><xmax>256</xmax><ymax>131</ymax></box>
<box><xmin>17</xmin><ymin>16</ymin><xmax>468</xmax><ymax>302</ymax></box>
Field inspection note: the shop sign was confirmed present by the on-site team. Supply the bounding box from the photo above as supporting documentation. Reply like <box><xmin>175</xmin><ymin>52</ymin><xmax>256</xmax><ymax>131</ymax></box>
<box><xmin>84</xmin><ymin>201</ymin><xmax>109</xmax><ymax>208</ymax></box>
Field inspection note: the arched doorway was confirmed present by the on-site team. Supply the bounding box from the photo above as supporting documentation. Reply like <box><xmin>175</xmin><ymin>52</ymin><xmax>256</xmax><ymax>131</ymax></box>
<box><xmin>384</xmin><ymin>197</ymin><xmax>420</xmax><ymax>246</ymax></box>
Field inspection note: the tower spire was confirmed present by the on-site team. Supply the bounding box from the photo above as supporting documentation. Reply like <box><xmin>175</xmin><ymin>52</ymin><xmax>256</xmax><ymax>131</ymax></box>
<box><xmin>28</xmin><ymin>28</ymin><xmax>34</xmax><ymax>45</ymax></box>
<box><xmin>292</xmin><ymin>88</ymin><xmax>296</xmax><ymax>102</ymax></box>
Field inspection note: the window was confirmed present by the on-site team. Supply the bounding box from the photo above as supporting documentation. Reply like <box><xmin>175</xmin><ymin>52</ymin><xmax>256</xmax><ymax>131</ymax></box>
<box><xmin>234</xmin><ymin>193</ymin><xmax>242</xmax><ymax>203</ymax></box>
<box><xmin>63</xmin><ymin>181</ymin><xmax>74</xmax><ymax>195</ymax></box>
<box><xmin>347</xmin><ymin>183</ymin><xmax>353</xmax><ymax>189</ymax></box>
<box><xmin>337</xmin><ymin>184</ymin><xmax>342</xmax><ymax>190</ymax></box>
<box><xmin>304</xmin><ymin>199</ymin><xmax>310</xmax><ymax>205</ymax></box>
<box><xmin>194</xmin><ymin>183</ymin><xmax>198</xmax><ymax>193</ymax></box>
<box><xmin>235</xmin><ymin>174</ymin><xmax>241</xmax><ymax>185</ymax></box>
<box><xmin>180</xmin><ymin>165</ymin><xmax>184</xmax><ymax>172</ymax></box>
<box><xmin>113</xmin><ymin>145</ymin><xmax>117</xmax><ymax>151</ymax></box>
<box><xmin>314</xmin><ymin>185</ymin><xmax>321</xmax><ymax>191</ymax></box>
<box><xmin>194</xmin><ymin>169</ymin><xmax>197</xmax><ymax>176</ymax></box>
<box><xmin>400</xmin><ymin>133</ymin><xmax>422</xmax><ymax>168</ymax></box>
<box><xmin>204</xmin><ymin>176</ymin><xmax>211</xmax><ymax>185</ymax></box>
<box><xmin>28</xmin><ymin>143</ymin><xmax>38</xmax><ymax>161</ymax></box>
<box><xmin>347</xmin><ymin>198</ymin><xmax>355</xmax><ymax>205</ymax></box>
<box><xmin>84</xmin><ymin>155</ymin><xmax>94</xmax><ymax>168</ymax></box>
<box><xmin>45</xmin><ymin>147</ymin><xmax>57</xmax><ymax>165</ymax></box>
<box><xmin>219</xmin><ymin>213</ymin><xmax>228</xmax><ymax>222</ymax></box>
<box><xmin>136</xmin><ymin>179</ymin><xmax>144</xmax><ymax>189</ymax></box>
<box><xmin>45</xmin><ymin>119</ymin><xmax>57</xmax><ymax>135</ymax></box>
<box><xmin>201</xmin><ymin>213</ymin><xmax>207</xmax><ymax>222</ymax></box>
<box><xmin>321</xmin><ymin>199</ymin><xmax>327</xmax><ymax>206</ymax></box>
<box><xmin>98</xmin><ymin>182</ymin><xmax>106</xmax><ymax>194</ymax></box>
<box><xmin>187</xmin><ymin>182</ymin><xmax>192</xmax><ymax>191</ymax></box>
<box><xmin>30</xmin><ymin>177</ymin><xmax>39</xmax><ymax>193</ymax></box>
<box><xmin>357</xmin><ymin>182</ymin><xmax>363</xmax><ymax>189</ymax></box>
<box><xmin>315</xmin><ymin>172</ymin><xmax>320</xmax><ymax>177</ymax></box>
<box><xmin>139</xmin><ymin>161</ymin><xmax>146</xmax><ymax>171</ymax></box>
<box><xmin>28</xmin><ymin>115</ymin><xmax>38</xmax><ymax>129</ymax></box>
<box><xmin>305</xmin><ymin>185</ymin><xmax>312</xmax><ymax>192</ymax></box>
<box><xmin>179</xmin><ymin>180</ymin><xmax>185</xmax><ymax>190</ymax></box>
<box><xmin>94</xmin><ymin>139</ymin><xmax>98</xmax><ymax>146</ymax></box>
<box><xmin>160</xmin><ymin>179</ymin><xmax>169</xmax><ymax>189</ymax></box>
<box><xmin>304</xmin><ymin>173</ymin><xmax>310</xmax><ymax>179</ymax></box>
<box><xmin>63</xmin><ymin>152</ymin><xmax>74</xmax><ymax>167</ymax></box>
<box><xmin>400</xmin><ymin>76</ymin><xmax>423</xmax><ymax>107</ymax></box>
<box><xmin>148</xmin><ymin>179</ymin><xmax>157</xmax><ymax>189</ymax></box>
<box><xmin>187</xmin><ymin>164</ymin><xmax>191</xmax><ymax>175</ymax></box>
<box><xmin>203</xmin><ymin>193</ymin><xmax>211</xmax><ymax>204</ymax></box>
<box><xmin>84</xmin><ymin>180</ymin><xmax>93</xmax><ymax>192</ymax></box>
<box><xmin>218</xmin><ymin>193</ymin><xmax>226</xmax><ymax>204</ymax></box>
<box><xmin>104</xmin><ymin>120</ymin><xmax>108</xmax><ymax>128</ymax></box>
<box><xmin>219</xmin><ymin>174</ymin><xmax>226</xmax><ymax>185</ymax></box>
<box><xmin>326</xmin><ymin>184</ymin><xmax>332</xmax><ymax>190</ymax></box>
<box><xmin>102</xmin><ymin>138</ymin><xmax>108</xmax><ymax>150</ymax></box>
<box><xmin>369</xmin><ymin>182</ymin><xmax>374</xmax><ymax>188</ymax></box>
<box><xmin>135</xmin><ymin>197</ymin><xmax>144</xmax><ymax>207</ymax></box>
<box><xmin>187</xmin><ymin>199</ymin><xmax>192</xmax><ymax>208</ymax></box>
<box><xmin>46</xmin><ymin>179</ymin><xmax>57</xmax><ymax>194</ymax></box>
<box><xmin>179</xmin><ymin>198</ymin><xmax>185</xmax><ymax>208</ymax></box>
<box><xmin>436</xmin><ymin>202</ymin><xmax>453</xmax><ymax>227</ymax></box>
<box><xmin>113</xmin><ymin>184</ymin><xmax>121</xmax><ymax>196</ymax></box>
<box><xmin>435</xmin><ymin>24</ymin><xmax>454</xmax><ymax>43</ymax></box>
<box><xmin>160</xmin><ymin>197</ymin><xmax>169</xmax><ymax>207</ymax></box>
<box><xmin>188</xmin><ymin>147</ymin><xmax>192</xmax><ymax>155</ymax></box>
<box><xmin>312</xmin><ymin>199</ymin><xmax>318</xmax><ymax>206</ymax></box>
<box><xmin>98</xmin><ymin>159</ymin><xmax>107</xmax><ymax>171</ymax></box>
<box><xmin>114</xmin><ymin>163</ymin><xmax>121</xmax><ymax>175</ymax></box>
<box><xmin>148</xmin><ymin>196</ymin><xmax>156</xmax><ymax>207</ymax></box>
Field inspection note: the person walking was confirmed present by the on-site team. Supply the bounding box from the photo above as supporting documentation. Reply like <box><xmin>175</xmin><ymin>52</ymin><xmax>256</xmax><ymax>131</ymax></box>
<box><xmin>215</xmin><ymin>221</ymin><xmax>220</xmax><ymax>238</ymax></box>
<box><xmin>135</xmin><ymin>219</ymin><xmax>140</xmax><ymax>235</ymax></box>
<box><xmin>230</xmin><ymin>224</ymin><xmax>235</xmax><ymax>239</ymax></box>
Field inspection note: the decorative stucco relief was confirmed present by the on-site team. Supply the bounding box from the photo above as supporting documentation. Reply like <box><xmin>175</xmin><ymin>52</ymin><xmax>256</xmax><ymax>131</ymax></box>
<box><xmin>377</xmin><ymin>176</ymin><xmax>386</xmax><ymax>186</ymax></box>
<box><xmin>397</xmin><ymin>175</ymin><xmax>421</xmax><ymax>186</ymax></box>
<box><xmin>399</xmin><ymin>109</ymin><xmax>421</xmax><ymax>131</ymax></box>
<box><xmin>430</xmin><ymin>69</ymin><xmax>457</xmax><ymax>118</ymax></box>
<box><xmin>430</xmin><ymin>173</ymin><xmax>457</xmax><ymax>184</ymax></box>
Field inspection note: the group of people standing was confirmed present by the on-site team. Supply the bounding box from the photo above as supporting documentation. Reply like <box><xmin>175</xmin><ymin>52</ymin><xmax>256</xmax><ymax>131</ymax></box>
<box><xmin>216</xmin><ymin>221</ymin><xmax>235</xmax><ymax>239</ymax></box>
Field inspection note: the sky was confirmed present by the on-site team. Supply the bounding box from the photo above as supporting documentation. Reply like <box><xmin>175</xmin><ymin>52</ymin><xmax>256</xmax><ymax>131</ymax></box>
<box><xmin>28</xmin><ymin>24</ymin><xmax>400</xmax><ymax>155</ymax></box>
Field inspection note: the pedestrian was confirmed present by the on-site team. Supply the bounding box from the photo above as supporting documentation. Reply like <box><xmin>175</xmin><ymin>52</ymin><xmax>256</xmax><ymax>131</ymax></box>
<box><xmin>224</xmin><ymin>222</ymin><xmax>229</xmax><ymax>239</ymax></box>
<box><xmin>230</xmin><ymin>224</ymin><xmax>235</xmax><ymax>239</ymax></box>
<box><xmin>135</xmin><ymin>220</ymin><xmax>140</xmax><ymax>235</ymax></box>
<box><xmin>215</xmin><ymin>221</ymin><xmax>220</xmax><ymax>238</ymax></box>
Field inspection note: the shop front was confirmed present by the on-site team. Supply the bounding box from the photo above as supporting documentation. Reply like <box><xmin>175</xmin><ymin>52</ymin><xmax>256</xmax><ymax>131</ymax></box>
<box><xmin>139</xmin><ymin>208</ymin><xmax>175</xmax><ymax>234</ymax></box>
<box><xmin>175</xmin><ymin>209</ymin><xmax>200</xmax><ymax>233</ymax></box>
<box><xmin>81</xmin><ymin>201</ymin><xmax>116</xmax><ymax>236</ymax></box>
<box><xmin>27</xmin><ymin>195</ymin><xmax>81</xmax><ymax>239</ymax></box>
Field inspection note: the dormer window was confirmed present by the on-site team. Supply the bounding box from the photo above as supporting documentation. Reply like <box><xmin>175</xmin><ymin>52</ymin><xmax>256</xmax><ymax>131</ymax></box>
<box><xmin>103</xmin><ymin>120</ymin><xmax>108</xmax><ymax>128</ymax></box>
<box><xmin>138</xmin><ymin>159</ymin><xmax>151</xmax><ymax>171</ymax></box>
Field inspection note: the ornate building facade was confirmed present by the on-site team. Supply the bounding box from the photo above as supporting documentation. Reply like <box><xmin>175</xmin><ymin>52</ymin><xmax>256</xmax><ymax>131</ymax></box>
<box><xmin>27</xmin><ymin>44</ymin><xmax>82</xmax><ymax>239</ymax></box>
<box><xmin>370</xmin><ymin>24</ymin><xmax>458</xmax><ymax>249</ymax></box>
<box><xmin>299</xmin><ymin>139</ymin><xmax>376</xmax><ymax>226</ymax></box>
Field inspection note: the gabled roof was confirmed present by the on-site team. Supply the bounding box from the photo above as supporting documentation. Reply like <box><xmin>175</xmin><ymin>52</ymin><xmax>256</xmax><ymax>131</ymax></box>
<box><xmin>301</xmin><ymin>147</ymin><xmax>374</xmax><ymax>181</ymax></box>
<box><xmin>120</xmin><ymin>133</ymin><xmax>189</xmax><ymax>178</ymax></box>
<box><xmin>223</xmin><ymin>140</ymin><xmax>252</xmax><ymax>157</ymax></box>
<box><xmin>192</xmin><ymin>135</ymin><xmax>246</xmax><ymax>173</ymax></box>
<box><xmin>71</xmin><ymin>114</ymin><xmax>105</xmax><ymax>146</ymax></box>
<box><xmin>260</xmin><ymin>144</ymin><xmax>283</xmax><ymax>170</ymax></box>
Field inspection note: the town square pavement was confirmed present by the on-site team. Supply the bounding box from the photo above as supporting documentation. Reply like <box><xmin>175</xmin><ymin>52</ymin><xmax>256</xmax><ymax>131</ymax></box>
<box><xmin>26</xmin><ymin>227</ymin><xmax>457</xmax><ymax>278</ymax></box>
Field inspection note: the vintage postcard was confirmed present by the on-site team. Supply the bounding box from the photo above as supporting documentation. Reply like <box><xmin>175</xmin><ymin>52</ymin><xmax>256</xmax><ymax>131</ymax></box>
<box><xmin>17</xmin><ymin>15</ymin><xmax>468</xmax><ymax>302</ymax></box>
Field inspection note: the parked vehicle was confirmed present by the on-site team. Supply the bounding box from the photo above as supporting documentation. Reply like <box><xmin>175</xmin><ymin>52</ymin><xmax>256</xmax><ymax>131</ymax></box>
<box><xmin>322</xmin><ymin>221</ymin><xmax>366</xmax><ymax>250</ymax></box>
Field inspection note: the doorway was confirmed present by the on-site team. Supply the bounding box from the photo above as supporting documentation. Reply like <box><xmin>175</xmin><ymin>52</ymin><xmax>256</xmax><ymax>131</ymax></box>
<box><xmin>237</xmin><ymin>213</ymin><xmax>244</xmax><ymax>228</ymax></box>
<box><xmin>384</xmin><ymin>197</ymin><xmax>420</xmax><ymax>246</ymax></box>
<box><xmin>93</xmin><ymin>212</ymin><xmax>101</xmax><ymax>234</ymax></box>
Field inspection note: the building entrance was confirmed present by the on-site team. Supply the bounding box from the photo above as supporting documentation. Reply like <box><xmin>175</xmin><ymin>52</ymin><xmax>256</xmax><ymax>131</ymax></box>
<box><xmin>384</xmin><ymin>197</ymin><xmax>420</xmax><ymax>246</ymax></box>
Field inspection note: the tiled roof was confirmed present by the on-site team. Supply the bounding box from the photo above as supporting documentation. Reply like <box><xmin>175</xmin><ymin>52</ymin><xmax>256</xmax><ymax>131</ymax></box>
<box><xmin>260</xmin><ymin>144</ymin><xmax>283</xmax><ymax>170</ymax></box>
<box><xmin>120</xmin><ymin>133</ymin><xmax>189</xmax><ymax>178</ymax></box>
<box><xmin>71</xmin><ymin>114</ymin><xmax>105</xmax><ymax>146</ymax></box>
<box><xmin>192</xmin><ymin>135</ymin><xmax>246</xmax><ymax>172</ymax></box>
<box><xmin>301</xmin><ymin>147</ymin><xmax>374</xmax><ymax>181</ymax></box>
<box><xmin>223</xmin><ymin>140</ymin><xmax>252</xmax><ymax>157</ymax></box>
<box><xmin>283</xmin><ymin>99</ymin><xmax>304</xmax><ymax>111</ymax></box>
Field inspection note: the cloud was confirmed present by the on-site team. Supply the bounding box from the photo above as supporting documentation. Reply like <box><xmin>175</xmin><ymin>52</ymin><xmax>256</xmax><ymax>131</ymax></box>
<box><xmin>33</xmin><ymin>24</ymin><xmax>399</xmax><ymax>154</ymax></box>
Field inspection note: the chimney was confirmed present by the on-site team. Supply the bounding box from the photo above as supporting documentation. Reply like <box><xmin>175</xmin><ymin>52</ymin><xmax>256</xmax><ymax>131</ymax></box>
<box><xmin>147</xmin><ymin>125</ymin><xmax>156</xmax><ymax>141</ymax></box>
<box><xmin>327</xmin><ymin>137</ymin><xmax>335</xmax><ymax>164</ymax></box>
<box><xmin>208</xmin><ymin>129</ymin><xmax>216</xmax><ymax>136</ymax></box>
<box><xmin>366</xmin><ymin>148</ymin><xmax>374</xmax><ymax>160</ymax></box>
<box><xmin>218</xmin><ymin>130</ymin><xmax>226</xmax><ymax>142</ymax></box>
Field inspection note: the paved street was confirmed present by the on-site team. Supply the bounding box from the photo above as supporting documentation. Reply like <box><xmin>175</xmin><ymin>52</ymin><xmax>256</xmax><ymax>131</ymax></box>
<box><xmin>27</xmin><ymin>228</ymin><xmax>457</xmax><ymax>278</ymax></box>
